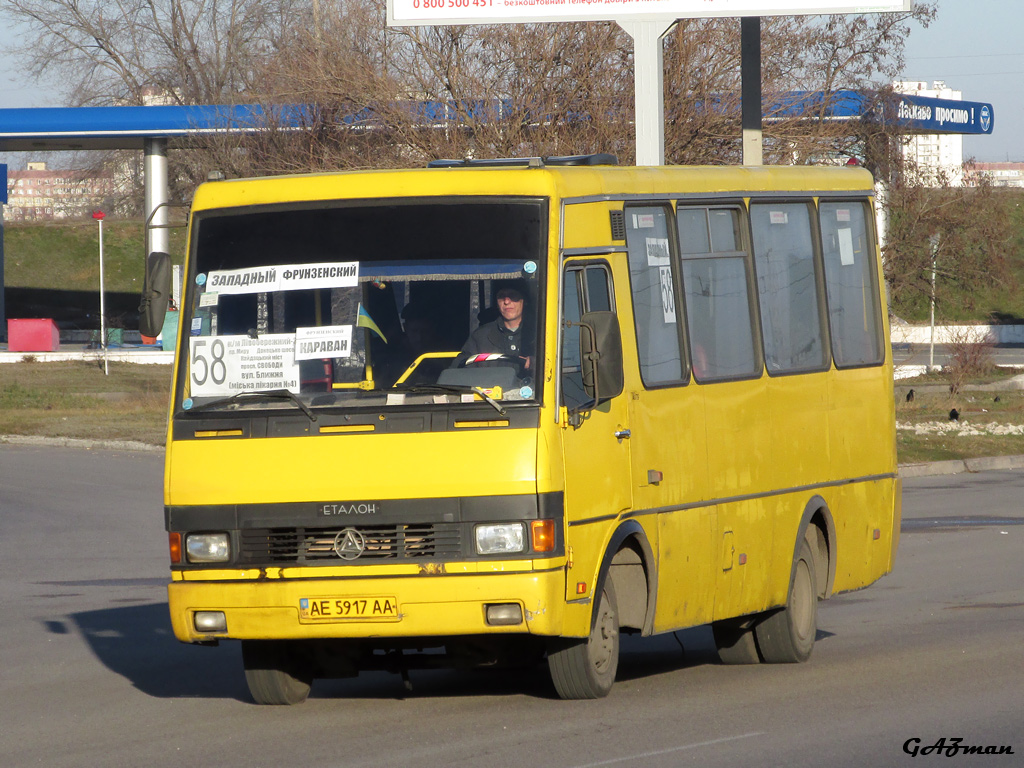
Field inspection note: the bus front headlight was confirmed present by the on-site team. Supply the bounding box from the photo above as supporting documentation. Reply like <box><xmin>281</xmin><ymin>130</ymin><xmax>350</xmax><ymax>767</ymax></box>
<box><xmin>475</xmin><ymin>523</ymin><xmax>525</xmax><ymax>555</ymax></box>
<box><xmin>185</xmin><ymin>533</ymin><xmax>231</xmax><ymax>563</ymax></box>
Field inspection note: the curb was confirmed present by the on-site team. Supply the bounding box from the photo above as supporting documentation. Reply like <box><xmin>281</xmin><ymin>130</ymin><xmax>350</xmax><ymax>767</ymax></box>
<box><xmin>0</xmin><ymin>434</ymin><xmax>163</xmax><ymax>453</ymax></box>
<box><xmin>5</xmin><ymin>434</ymin><xmax>1024</xmax><ymax>479</ymax></box>
<box><xmin>897</xmin><ymin>454</ymin><xmax>1024</xmax><ymax>478</ymax></box>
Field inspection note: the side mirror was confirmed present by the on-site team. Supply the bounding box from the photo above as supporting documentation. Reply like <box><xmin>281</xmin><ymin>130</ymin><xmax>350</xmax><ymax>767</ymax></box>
<box><xmin>139</xmin><ymin>252</ymin><xmax>172</xmax><ymax>337</ymax></box>
<box><xmin>579</xmin><ymin>310</ymin><xmax>624</xmax><ymax>404</ymax></box>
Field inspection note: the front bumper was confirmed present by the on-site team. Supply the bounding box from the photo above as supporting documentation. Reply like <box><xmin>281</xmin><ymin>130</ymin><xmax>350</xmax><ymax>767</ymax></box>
<box><xmin>168</xmin><ymin>566</ymin><xmax>568</xmax><ymax>643</ymax></box>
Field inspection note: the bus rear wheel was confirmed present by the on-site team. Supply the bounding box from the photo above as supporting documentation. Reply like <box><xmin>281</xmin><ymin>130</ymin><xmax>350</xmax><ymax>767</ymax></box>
<box><xmin>548</xmin><ymin>580</ymin><xmax>619</xmax><ymax>699</ymax></box>
<box><xmin>755</xmin><ymin>537</ymin><xmax>818</xmax><ymax>663</ymax></box>
<box><xmin>241</xmin><ymin>640</ymin><xmax>313</xmax><ymax>705</ymax></box>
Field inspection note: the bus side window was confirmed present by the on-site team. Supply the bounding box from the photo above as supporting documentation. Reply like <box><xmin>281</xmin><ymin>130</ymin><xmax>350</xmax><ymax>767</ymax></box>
<box><xmin>624</xmin><ymin>206</ymin><xmax>685</xmax><ymax>386</ymax></box>
<box><xmin>749</xmin><ymin>202</ymin><xmax>829</xmax><ymax>374</ymax></box>
<box><xmin>562</xmin><ymin>264</ymin><xmax>614</xmax><ymax>409</ymax></box>
<box><xmin>677</xmin><ymin>206</ymin><xmax>760</xmax><ymax>382</ymax></box>
<box><xmin>818</xmin><ymin>201</ymin><xmax>884</xmax><ymax>367</ymax></box>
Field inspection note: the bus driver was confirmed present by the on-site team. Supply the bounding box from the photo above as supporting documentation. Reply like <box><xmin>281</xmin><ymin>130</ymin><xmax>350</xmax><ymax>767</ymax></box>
<box><xmin>456</xmin><ymin>282</ymin><xmax>534</xmax><ymax>377</ymax></box>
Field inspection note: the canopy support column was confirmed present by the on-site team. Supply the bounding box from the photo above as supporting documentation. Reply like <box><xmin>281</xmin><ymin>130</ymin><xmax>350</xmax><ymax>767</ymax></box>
<box><xmin>144</xmin><ymin>138</ymin><xmax>170</xmax><ymax>256</ymax></box>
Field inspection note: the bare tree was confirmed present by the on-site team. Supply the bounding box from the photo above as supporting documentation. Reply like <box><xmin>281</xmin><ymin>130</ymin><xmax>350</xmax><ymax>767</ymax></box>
<box><xmin>9</xmin><ymin>0</ymin><xmax>939</xmax><ymax>179</ymax></box>
<box><xmin>8</xmin><ymin>0</ymin><xmax>298</xmax><ymax>106</ymax></box>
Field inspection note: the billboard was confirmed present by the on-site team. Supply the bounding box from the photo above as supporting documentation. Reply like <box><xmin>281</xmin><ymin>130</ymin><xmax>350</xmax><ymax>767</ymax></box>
<box><xmin>388</xmin><ymin>0</ymin><xmax>911</xmax><ymax>27</ymax></box>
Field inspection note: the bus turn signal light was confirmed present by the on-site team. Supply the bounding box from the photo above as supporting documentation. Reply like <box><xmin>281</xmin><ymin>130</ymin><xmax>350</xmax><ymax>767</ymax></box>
<box><xmin>169</xmin><ymin>532</ymin><xmax>182</xmax><ymax>564</ymax></box>
<box><xmin>531</xmin><ymin>520</ymin><xmax>555</xmax><ymax>552</ymax></box>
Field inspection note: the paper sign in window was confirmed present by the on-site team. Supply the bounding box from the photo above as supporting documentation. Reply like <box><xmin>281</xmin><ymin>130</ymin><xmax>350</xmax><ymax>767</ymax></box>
<box><xmin>659</xmin><ymin>266</ymin><xmax>677</xmax><ymax>323</ymax></box>
<box><xmin>294</xmin><ymin>325</ymin><xmax>354</xmax><ymax>361</ymax></box>
<box><xmin>838</xmin><ymin>228</ymin><xmax>856</xmax><ymax>266</ymax></box>
<box><xmin>646</xmin><ymin>237</ymin><xmax>670</xmax><ymax>267</ymax></box>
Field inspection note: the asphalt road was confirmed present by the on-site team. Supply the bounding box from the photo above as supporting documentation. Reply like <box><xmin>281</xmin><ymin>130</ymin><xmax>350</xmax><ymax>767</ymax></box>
<box><xmin>1</xmin><ymin>444</ymin><xmax>1021</xmax><ymax>767</ymax></box>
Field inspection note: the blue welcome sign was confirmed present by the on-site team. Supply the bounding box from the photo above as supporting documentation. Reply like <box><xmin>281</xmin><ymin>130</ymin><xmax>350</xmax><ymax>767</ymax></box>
<box><xmin>892</xmin><ymin>93</ymin><xmax>994</xmax><ymax>135</ymax></box>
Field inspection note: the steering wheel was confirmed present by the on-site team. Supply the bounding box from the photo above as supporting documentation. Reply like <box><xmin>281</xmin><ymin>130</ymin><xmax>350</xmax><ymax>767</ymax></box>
<box><xmin>461</xmin><ymin>353</ymin><xmax>517</xmax><ymax>367</ymax></box>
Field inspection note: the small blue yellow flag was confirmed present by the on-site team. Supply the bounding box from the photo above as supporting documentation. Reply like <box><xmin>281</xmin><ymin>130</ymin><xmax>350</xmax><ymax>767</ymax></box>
<box><xmin>356</xmin><ymin>303</ymin><xmax>387</xmax><ymax>343</ymax></box>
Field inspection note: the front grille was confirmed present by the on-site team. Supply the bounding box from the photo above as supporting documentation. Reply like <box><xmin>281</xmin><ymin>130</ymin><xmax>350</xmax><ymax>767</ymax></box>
<box><xmin>239</xmin><ymin>523</ymin><xmax>462</xmax><ymax>564</ymax></box>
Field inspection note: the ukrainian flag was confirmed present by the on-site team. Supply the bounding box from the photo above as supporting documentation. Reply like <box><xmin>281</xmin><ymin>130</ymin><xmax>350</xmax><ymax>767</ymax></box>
<box><xmin>356</xmin><ymin>303</ymin><xmax>387</xmax><ymax>343</ymax></box>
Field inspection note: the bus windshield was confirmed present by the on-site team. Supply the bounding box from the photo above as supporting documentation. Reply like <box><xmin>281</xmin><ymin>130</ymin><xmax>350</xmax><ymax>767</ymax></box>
<box><xmin>178</xmin><ymin>198</ymin><xmax>546</xmax><ymax>413</ymax></box>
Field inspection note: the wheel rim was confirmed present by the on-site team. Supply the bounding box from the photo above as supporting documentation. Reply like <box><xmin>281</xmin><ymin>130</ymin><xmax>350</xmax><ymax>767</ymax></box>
<box><xmin>791</xmin><ymin>558</ymin><xmax>814</xmax><ymax>642</ymax></box>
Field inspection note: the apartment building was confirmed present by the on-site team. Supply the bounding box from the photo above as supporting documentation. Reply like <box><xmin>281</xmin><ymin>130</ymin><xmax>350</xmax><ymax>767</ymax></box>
<box><xmin>965</xmin><ymin>162</ymin><xmax>1024</xmax><ymax>188</ymax></box>
<box><xmin>893</xmin><ymin>81</ymin><xmax>965</xmax><ymax>187</ymax></box>
<box><xmin>5</xmin><ymin>161</ymin><xmax>115</xmax><ymax>222</ymax></box>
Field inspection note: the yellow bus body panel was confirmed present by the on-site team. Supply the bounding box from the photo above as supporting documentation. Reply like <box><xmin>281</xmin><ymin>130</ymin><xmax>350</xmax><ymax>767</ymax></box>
<box><xmin>166</xmin><ymin>429</ymin><xmax>540</xmax><ymax>505</ymax></box>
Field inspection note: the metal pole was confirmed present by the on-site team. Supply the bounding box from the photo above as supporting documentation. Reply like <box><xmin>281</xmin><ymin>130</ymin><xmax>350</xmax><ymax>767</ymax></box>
<box><xmin>144</xmin><ymin>138</ymin><xmax>170</xmax><ymax>257</ymax></box>
<box><xmin>98</xmin><ymin>216</ymin><xmax>108</xmax><ymax>375</ymax></box>
<box><xmin>929</xmin><ymin>234</ymin><xmax>939</xmax><ymax>371</ymax></box>
<box><xmin>741</xmin><ymin>17</ymin><xmax>763</xmax><ymax>166</ymax></box>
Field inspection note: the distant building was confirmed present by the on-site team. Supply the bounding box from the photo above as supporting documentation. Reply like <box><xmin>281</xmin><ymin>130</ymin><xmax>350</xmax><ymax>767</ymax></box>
<box><xmin>965</xmin><ymin>162</ymin><xmax>1024</xmax><ymax>188</ymax></box>
<box><xmin>4</xmin><ymin>161</ymin><xmax>115</xmax><ymax>222</ymax></box>
<box><xmin>893</xmin><ymin>81</ymin><xmax>965</xmax><ymax>187</ymax></box>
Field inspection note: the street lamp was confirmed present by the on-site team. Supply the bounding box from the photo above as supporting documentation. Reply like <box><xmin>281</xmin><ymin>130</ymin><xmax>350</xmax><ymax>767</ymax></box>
<box><xmin>93</xmin><ymin>210</ymin><xmax>107</xmax><ymax>375</ymax></box>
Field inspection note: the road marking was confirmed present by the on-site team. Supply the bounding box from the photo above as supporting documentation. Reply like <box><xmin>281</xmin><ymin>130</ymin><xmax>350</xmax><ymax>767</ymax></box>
<box><xmin>570</xmin><ymin>732</ymin><xmax>765</xmax><ymax>768</ymax></box>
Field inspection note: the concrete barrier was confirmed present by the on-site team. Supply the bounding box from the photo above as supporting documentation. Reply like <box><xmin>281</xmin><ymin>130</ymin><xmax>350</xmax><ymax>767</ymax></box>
<box><xmin>891</xmin><ymin>324</ymin><xmax>1024</xmax><ymax>345</ymax></box>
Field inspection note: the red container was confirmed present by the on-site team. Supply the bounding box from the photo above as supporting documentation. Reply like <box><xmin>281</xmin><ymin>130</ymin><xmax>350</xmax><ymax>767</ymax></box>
<box><xmin>7</xmin><ymin>318</ymin><xmax>61</xmax><ymax>352</ymax></box>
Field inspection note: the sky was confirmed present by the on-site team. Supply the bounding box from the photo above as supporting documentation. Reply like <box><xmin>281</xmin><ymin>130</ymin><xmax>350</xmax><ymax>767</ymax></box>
<box><xmin>0</xmin><ymin>1</ymin><xmax>1019</xmax><ymax>162</ymax></box>
<box><xmin>901</xmin><ymin>1</ymin><xmax>1022</xmax><ymax>162</ymax></box>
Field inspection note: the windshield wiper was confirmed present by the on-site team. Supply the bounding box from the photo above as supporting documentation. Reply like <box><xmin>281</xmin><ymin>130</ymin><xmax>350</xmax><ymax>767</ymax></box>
<box><xmin>388</xmin><ymin>383</ymin><xmax>507</xmax><ymax>415</ymax></box>
<box><xmin>187</xmin><ymin>389</ymin><xmax>317</xmax><ymax>422</ymax></box>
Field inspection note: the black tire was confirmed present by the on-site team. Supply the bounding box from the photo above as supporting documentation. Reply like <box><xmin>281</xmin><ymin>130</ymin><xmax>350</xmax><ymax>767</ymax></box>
<box><xmin>548</xmin><ymin>580</ymin><xmax>619</xmax><ymax>699</ymax></box>
<box><xmin>241</xmin><ymin>640</ymin><xmax>313</xmax><ymax>705</ymax></box>
<box><xmin>712</xmin><ymin>617</ymin><xmax>761</xmax><ymax>664</ymax></box>
<box><xmin>755</xmin><ymin>537</ymin><xmax>818</xmax><ymax>663</ymax></box>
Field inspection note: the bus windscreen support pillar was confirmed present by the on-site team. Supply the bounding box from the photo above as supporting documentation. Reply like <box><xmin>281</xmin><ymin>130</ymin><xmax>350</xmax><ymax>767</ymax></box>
<box><xmin>144</xmin><ymin>138</ymin><xmax>170</xmax><ymax>258</ymax></box>
<box><xmin>618</xmin><ymin>19</ymin><xmax>677</xmax><ymax>167</ymax></box>
<box><xmin>741</xmin><ymin>16</ymin><xmax>763</xmax><ymax>166</ymax></box>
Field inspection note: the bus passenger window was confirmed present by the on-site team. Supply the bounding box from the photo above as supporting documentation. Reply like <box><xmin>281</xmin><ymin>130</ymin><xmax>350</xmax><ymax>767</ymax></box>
<box><xmin>750</xmin><ymin>202</ymin><xmax>828</xmax><ymax>374</ymax></box>
<box><xmin>625</xmin><ymin>206</ymin><xmax>684</xmax><ymax>385</ymax></box>
<box><xmin>677</xmin><ymin>206</ymin><xmax>759</xmax><ymax>382</ymax></box>
<box><xmin>819</xmin><ymin>202</ymin><xmax>884</xmax><ymax>367</ymax></box>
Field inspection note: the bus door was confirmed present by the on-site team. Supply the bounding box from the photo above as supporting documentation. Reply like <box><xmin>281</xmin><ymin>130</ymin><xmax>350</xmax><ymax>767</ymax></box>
<box><xmin>559</xmin><ymin>258</ymin><xmax>633</xmax><ymax>603</ymax></box>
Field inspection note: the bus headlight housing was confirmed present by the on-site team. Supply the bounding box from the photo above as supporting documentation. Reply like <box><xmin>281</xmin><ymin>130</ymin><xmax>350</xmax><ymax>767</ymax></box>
<box><xmin>185</xmin><ymin>532</ymin><xmax>231</xmax><ymax>563</ymax></box>
<box><xmin>475</xmin><ymin>523</ymin><xmax>525</xmax><ymax>555</ymax></box>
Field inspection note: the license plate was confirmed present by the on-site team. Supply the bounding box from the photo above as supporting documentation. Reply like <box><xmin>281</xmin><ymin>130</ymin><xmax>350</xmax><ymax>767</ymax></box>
<box><xmin>299</xmin><ymin>596</ymin><xmax>399</xmax><ymax>621</ymax></box>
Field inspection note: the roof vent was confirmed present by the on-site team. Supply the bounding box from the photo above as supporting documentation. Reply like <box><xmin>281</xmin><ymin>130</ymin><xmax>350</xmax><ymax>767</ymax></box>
<box><xmin>428</xmin><ymin>153</ymin><xmax>617</xmax><ymax>169</ymax></box>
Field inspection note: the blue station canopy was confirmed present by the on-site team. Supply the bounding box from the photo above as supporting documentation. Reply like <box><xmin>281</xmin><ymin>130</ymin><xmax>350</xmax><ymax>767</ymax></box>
<box><xmin>0</xmin><ymin>104</ymin><xmax>304</xmax><ymax>151</ymax></box>
<box><xmin>0</xmin><ymin>90</ymin><xmax>996</xmax><ymax>154</ymax></box>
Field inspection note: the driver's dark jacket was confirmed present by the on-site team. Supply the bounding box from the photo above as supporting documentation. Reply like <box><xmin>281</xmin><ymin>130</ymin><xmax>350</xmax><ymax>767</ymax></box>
<box><xmin>458</xmin><ymin>319</ymin><xmax>533</xmax><ymax>372</ymax></box>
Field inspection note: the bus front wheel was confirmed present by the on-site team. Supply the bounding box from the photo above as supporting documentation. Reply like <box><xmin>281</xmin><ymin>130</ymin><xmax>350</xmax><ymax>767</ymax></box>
<box><xmin>241</xmin><ymin>640</ymin><xmax>313</xmax><ymax>705</ymax></box>
<box><xmin>755</xmin><ymin>537</ymin><xmax>818</xmax><ymax>663</ymax></box>
<box><xmin>548</xmin><ymin>580</ymin><xmax>619</xmax><ymax>699</ymax></box>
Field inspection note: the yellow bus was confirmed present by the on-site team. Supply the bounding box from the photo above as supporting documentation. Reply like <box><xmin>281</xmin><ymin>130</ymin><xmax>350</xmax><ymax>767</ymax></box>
<box><xmin>155</xmin><ymin>155</ymin><xmax>899</xmax><ymax>704</ymax></box>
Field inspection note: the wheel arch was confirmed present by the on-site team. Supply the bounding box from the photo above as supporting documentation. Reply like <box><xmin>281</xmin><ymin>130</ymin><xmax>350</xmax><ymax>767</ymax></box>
<box><xmin>793</xmin><ymin>495</ymin><xmax>836</xmax><ymax>601</ymax></box>
<box><xmin>592</xmin><ymin>520</ymin><xmax>657</xmax><ymax>636</ymax></box>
